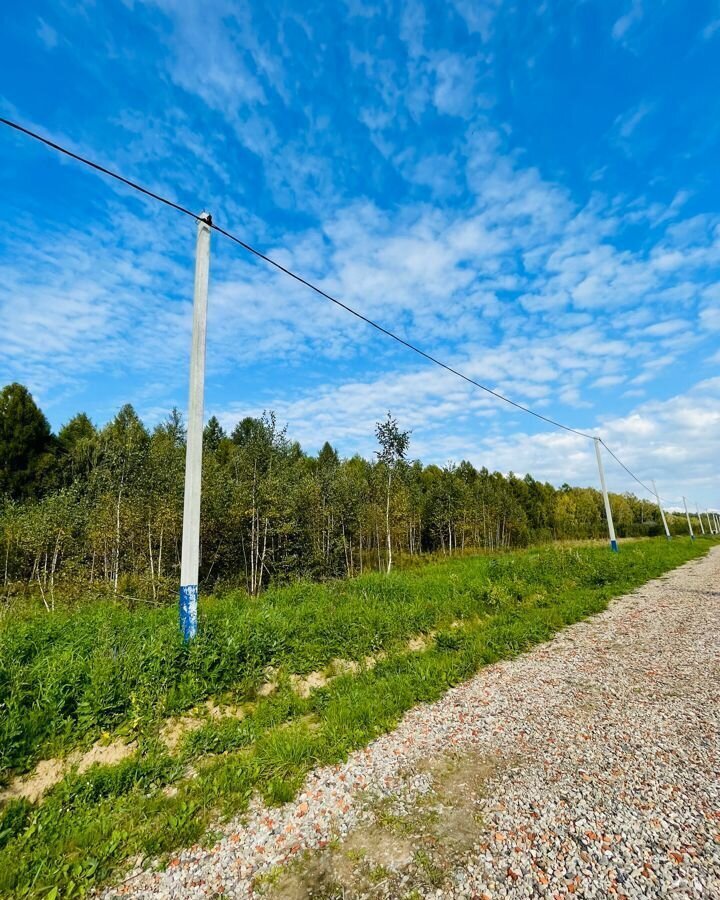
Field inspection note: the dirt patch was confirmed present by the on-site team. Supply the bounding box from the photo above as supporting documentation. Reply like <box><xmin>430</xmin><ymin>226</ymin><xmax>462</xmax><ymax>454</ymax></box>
<box><xmin>206</xmin><ymin>699</ymin><xmax>244</xmax><ymax>720</ymax></box>
<box><xmin>0</xmin><ymin>737</ymin><xmax>137</xmax><ymax>805</ymax></box>
<box><xmin>343</xmin><ymin>827</ymin><xmax>415</xmax><ymax>871</ymax></box>
<box><xmin>421</xmin><ymin>752</ymin><xmax>499</xmax><ymax>853</ymax></box>
<box><xmin>76</xmin><ymin>737</ymin><xmax>136</xmax><ymax>773</ymax></box>
<box><xmin>258</xmin><ymin>826</ymin><xmax>415</xmax><ymax>899</ymax></box>
<box><xmin>327</xmin><ymin>658</ymin><xmax>360</xmax><ymax>677</ymax></box>
<box><xmin>406</xmin><ymin>635</ymin><xmax>431</xmax><ymax>652</ymax></box>
<box><xmin>290</xmin><ymin>671</ymin><xmax>329</xmax><ymax>699</ymax></box>
<box><xmin>0</xmin><ymin>757</ymin><xmax>67</xmax><ymax>805</ymax></box>
<box><xmin>161</xmin><ymin>699</ymin><xmax>247</xmax><ymax>752</ymax></box>
<box><xmin>259</xmin><ymin>751</ymin><xmax>503</xmax><ymax>899</ymax></box>
<box><xmin>160</xmin><ymin>715</ymin><xmax>206</xmax><ymax>753</ymax></box>
<box><xmin>258</xmin><ymin>666</ymin><xmax>279</xmax><ymax>697</ymax></box>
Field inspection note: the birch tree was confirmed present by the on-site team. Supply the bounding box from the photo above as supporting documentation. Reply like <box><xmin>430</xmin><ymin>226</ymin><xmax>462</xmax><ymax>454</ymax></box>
<box><xmin>374</xmin><ymin>413</ymin><xmax>410</xmax><ymax>574</ymax></box>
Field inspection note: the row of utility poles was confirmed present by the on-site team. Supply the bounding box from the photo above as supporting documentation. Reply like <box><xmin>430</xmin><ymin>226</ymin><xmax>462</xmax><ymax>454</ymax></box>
<box><xmin>594</xmin><ymin>436</ymin><xmax>719</xmax><ymax>552</ymax></box>
<box><xmin>178</xmin><ymin>214</ymin><xmax>719</xmax><ymax>640</ymax></box>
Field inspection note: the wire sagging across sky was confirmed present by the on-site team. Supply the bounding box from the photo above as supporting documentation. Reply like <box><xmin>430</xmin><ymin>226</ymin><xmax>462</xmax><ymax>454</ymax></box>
<box><xmin>0</xmin><ymin>115</ymin><xmax>681</xmax><ymax>504</ymax></box>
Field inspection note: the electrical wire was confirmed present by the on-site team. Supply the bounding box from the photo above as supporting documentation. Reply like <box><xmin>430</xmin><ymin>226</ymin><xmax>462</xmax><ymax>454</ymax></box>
<box><xmin>0</xmin><ymin>117</ymin><xmax>201</xmax><ymax>222</ymax></box>
<box><xmin>4</xmin><ymin>112</ymin><xmax>699</xmax><ymax>513</ymax></box>
<box><xmin>210</xmin><ymin>222</ymin><xmax>598</xmax><ymax>438</ymax></box>
<box><xmin>1</xmin><ymin>116</ymin><xmax>598</xmax><ymax>440</ymax></box>
<box><xmin>598</xmin><ymin>440</ymin><xmax>657</xmax><ymax>498</ymax></box>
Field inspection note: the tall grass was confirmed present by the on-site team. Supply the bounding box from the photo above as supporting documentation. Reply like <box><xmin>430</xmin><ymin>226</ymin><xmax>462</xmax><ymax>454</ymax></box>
<box><xmin>0</xmin><ymin>536</ymin><xmax>714</xmax><ymax>897</ymax></box>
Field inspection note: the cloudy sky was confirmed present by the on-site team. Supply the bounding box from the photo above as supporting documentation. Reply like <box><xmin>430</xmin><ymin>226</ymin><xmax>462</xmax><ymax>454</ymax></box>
<box><xmin>1</xmin><ymin>1</ymin><xmax>719</xmax><ymax>507</ymax></box>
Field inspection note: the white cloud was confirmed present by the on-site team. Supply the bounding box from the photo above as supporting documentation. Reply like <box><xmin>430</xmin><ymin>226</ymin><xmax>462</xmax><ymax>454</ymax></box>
<box><xmin>451</xmin><ymin>0</ymin><xmax>502</xmax><ymax>41</ymax></box>
<box><xmin>3</xmin><ymin>26</ymin><xmax>718</xmax><ymax>497</ymax></box>
<box><xmin>593</xmin><ymin>375</ymin><xmax>626</xmax><ymax>389</ymax></box>
<box><xmin>217</xmin><ymin>365</ymin><xmax>720</xmax><ymax>506</ymax></box>
<box><xmin>430</xmin><ymin>52</ymin><xmax>480</xmax><ymax>117</ymax></box>
<box><xmin>615</xmin><ymin>102</ymin><xmax>652</xmax><ymax>139</ymax></box>
<box><xmin>145</xmin><ymin>0</ymin><xmax>276</xmax><ymax>111</ymax></box>
<box><xmin>642</xmin><ymin>319</ymin><xmax>689</xmax><ymax>338</ymax></box>
<box><xmin>702</xmin><ymin>18</ymin><xmax>720</xmax><ymax>40</ymax></box>
<box><xmin>7</xmin><ymin>127</ymin><xmax>718</xmax><ymax>432</ymax></box>
<box><xmin>612</xmin><ymin>1</ymin><xmax>644</xmax><ymax>42</ymax></box>
<box><xmin>36</xmin><ymin>18</ymin><xmax>58</xmax><ymax>49</ymax></box>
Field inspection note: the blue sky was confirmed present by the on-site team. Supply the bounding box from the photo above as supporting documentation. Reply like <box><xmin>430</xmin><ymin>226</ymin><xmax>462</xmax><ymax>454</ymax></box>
<box><xmin>1</xmin><ymin>0</ymin><xmax>719</xmax><ymax>508</ymax></box>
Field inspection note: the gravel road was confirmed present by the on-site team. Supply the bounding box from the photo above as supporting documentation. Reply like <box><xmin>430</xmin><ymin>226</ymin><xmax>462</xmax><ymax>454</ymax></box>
<box><xmin>107</xmin><ymin>546</ymin><xmax>720</xmax><ymax>899</ymax></box>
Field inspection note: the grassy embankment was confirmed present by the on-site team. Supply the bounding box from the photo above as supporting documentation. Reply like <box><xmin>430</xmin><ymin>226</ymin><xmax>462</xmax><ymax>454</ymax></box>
<box><xmin>0</xmin><ymin>536</ymin><xmax>714</xmax><ymax>898</ymax></box>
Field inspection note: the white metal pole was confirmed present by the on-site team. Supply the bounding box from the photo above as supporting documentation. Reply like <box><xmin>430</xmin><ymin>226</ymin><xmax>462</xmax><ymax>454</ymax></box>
<box><xmin>696</xmin><ymin>504</ymin><xmax>705</xmax><ymax>535</ymax></box>
<box><xmin>594</xmin><ymin>438</ymin><xmax>618</xmax><ymax>551</ymax></box>
<box><xmin>180</xmin><ymin>212</ymin><xmax>212</xmax><ymax>641</ymax></box>
<box><xmin>706</xmin><ymin>511</ymin><xmax>714</xmax><ymax>534</ymax></box>
<box><xmin>682</xmin><ymin>497</ymin><xmax>694</xmax><ymax>540</ymax></box>
<box><xmin>652</xmin><ymin>480</ymin><xmax>671</xmax><ymax>540</ymax></box>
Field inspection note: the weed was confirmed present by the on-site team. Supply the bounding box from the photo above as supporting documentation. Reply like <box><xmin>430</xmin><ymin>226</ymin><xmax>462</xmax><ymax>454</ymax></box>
<box><xmin>414</xmin><ymin>849</ymin><xmax>445</xmax><ymax>887</ymax></box>
<box><xmin>367</xmin><ymin>863</ymin><xmax>392</xmax><ymax>883</ymax></box>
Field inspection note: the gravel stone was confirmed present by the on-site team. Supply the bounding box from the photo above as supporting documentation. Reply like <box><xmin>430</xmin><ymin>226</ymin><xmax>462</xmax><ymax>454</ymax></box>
<box><xmin>103</xmin><ymin>547</ymin><xmax>720</xmax><ymax>899</ymax></box>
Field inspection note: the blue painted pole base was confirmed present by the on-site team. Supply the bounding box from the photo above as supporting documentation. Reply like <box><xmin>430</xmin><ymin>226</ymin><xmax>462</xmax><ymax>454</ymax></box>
<box><xmin>610</xmin><ymin>539</ymin><xmax>619</xmax><ymax>553</ymax></box>
<box><xmin>180</xmin><ymin>584</ymin><xmax>198</xmax><ymax>642</ymax></box>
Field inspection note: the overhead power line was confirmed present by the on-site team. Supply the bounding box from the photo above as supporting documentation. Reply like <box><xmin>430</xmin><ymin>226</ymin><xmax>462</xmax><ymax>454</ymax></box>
<box><xmin>1</xmin><ymin>116</ymin><xmax>594</xmax><ymax>440</ymax></box>
<box><xmin>210</xmin><ymin>222</ymin><xmax>599</xmax><ymax>439</ymax></box>
<box><xmin>0</xmin><ymin>115</ymin><xmax>682</xmax><ymax>507</ymax></box>
<box><xmin>599</xmin><ymin>440</ymin><xmax>657</xmax><ymax>498</ymax></box>
<box><xmin>0</xmin><ymin>118</ymin><xmax>200</xmax><ymax>222</ymax></box>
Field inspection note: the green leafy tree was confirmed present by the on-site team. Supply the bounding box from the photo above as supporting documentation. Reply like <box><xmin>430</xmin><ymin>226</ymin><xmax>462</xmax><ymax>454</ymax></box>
<box><xmin>95</xmin><ymin>405</ymin><xmax>150</xmax><ymax>592</ymax></box>
<box><xmin>203</xmin><ymin>416</ymin><xmax>226</xmax><ymax>452</ymax></box>
<box><xmin>0</xmin><ymin>383</ymin><xmax>57</xmax><ymax>500</ymax></box>
<box><xmin>375</xmin><ymin>412</ymin><xmax>410</xmax><ymax>573</ymax></box>
<box><xmin>58</xmin><ymin>413</ymin><xmax>97</xmax><ymax>483</ymax></box>
<box><xmin>0</xmin><ymin>382</ymin><xmax>685</xmax><ymax>608</ymax></box>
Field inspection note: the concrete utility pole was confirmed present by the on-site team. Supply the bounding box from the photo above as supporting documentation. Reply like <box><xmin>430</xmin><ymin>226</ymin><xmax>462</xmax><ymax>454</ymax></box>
<box><xmin>682</xmin><ymin>497</ymin><xmax>694</xmax><ymax>540</ymax></box>
<box><xmin>652</xmin><ymin>480</ymin><xmax>671</xmax><ymax>540</ymax></box>
<box><xmin>696</xmin><ymin>504</ymin><xmax>705</xmax><ymax>535</ymax></box>
<box><xmin>180</xmin><ymin>212</ymin><xmax>212</xmax><ymax>641</ymax></box>
<box><xmin>705</xmin><ymin>511</ymin><xmax>714</xmax><ymax>534</ymax></box>
<box><xmin>594</xmin><ymin>438</ymin><xmax>618</xmax><ymax>552</ymax></box>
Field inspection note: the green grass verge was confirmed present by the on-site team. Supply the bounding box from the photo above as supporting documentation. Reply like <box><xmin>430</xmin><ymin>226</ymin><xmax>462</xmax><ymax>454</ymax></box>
<box><xmin>0</xmin><ymin>536</ymin><xmax>714</xmax><ymax>898</ymax></box>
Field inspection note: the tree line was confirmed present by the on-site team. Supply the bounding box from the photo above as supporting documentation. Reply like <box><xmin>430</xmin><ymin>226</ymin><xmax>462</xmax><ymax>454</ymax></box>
<box><xmin>0</xmin><ymin>382</ymin><xmax>687</xmax><ymax>610</ymax></box>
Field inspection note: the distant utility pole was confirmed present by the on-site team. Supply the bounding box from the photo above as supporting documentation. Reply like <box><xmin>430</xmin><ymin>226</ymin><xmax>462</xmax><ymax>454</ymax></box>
<box><xmin>594</xmin><ymin>438</ymin><xmax>618</xmax><ymax>551</ymax></box>
<box><xmin>705</xmin><ymin>511</ymin><xmax>714</xmax><ymax>534</ymax></box>
<box><xmin>682</xmin><ymin>497</ymin><xmax>694</xmax><ymax>540</ymax></box>
<box><xmin>696</xmin><ymin>504</ymin><xmax>705</xmax><ymax>535</ymax></box>
<box><xmin>180</xmin><ymin>212</ymin><xmax>212</xmax><ymax>642</ymax></box>
<box><xmin>652</xmin><ymin>480</ymin><xmax>671</xmax><ymax>540</ymax></box>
